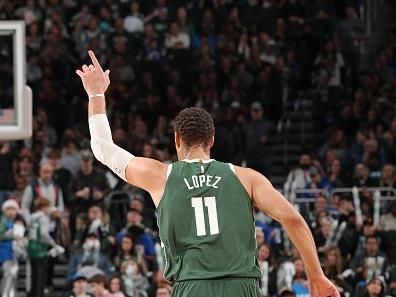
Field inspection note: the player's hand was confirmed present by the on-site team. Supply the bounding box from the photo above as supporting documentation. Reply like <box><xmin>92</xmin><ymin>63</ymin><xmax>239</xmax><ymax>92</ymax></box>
<box><xmin>309</xmin><ymin>275</ymin><xmax>340</xmax><ymax>297</ymax></box>
<box><xmin>76</xmin><ymin>50</ymin><xmax>110</xmax><ymax>97</ymax></box>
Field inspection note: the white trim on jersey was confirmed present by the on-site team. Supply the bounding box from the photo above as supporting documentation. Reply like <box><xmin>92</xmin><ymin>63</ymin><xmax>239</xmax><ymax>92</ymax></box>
<box><xmin>228</xmin><ymin>163</ymin><xmax>236</xmax><ymax>174</ymax></box>
<box><xmin>166</xmin><ymin>164</ymin><xmax>173</xmax><ymax>179</ymax></box>
<box><xmin>182</xmin><ymin>159</ymin><xmax>214</xmax><ymax>163</ymax></box>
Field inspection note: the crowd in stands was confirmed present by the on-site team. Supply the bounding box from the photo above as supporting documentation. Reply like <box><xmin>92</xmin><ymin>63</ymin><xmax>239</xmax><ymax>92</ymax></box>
<box><xmin>0</xmin><ymin>0</ymin><xmax>396</xmax><ymax>297</ymax></box>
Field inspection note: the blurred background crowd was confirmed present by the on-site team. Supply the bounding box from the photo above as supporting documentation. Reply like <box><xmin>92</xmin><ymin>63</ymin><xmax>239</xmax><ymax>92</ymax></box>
<box><xmin>0</xmin><ymin>0</ymin><xmax>396</xmax><ymax>297</ymax></box>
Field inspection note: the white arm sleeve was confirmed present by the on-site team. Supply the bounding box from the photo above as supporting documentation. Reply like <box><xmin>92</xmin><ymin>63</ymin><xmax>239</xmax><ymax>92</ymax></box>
<box><xmin>88</xmin><ymin>114</ymin><xmax>113</xmax><ymax>141</ymax></box>
<box><xmin>88</xmin><ymin>114</ymin><xmax>134</xmax><ymax>181</ymax></box>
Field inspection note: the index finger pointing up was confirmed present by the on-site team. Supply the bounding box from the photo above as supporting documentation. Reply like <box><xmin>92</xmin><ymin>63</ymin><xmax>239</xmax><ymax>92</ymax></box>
<box><xmin>88</xmin><ymin>50</ymin><xmax>103</xmax><ymax>72</ymax></box>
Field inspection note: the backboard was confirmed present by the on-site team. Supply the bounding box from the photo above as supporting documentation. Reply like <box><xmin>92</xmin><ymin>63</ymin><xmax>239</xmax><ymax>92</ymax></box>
<box><xmin>0</xmin><ymin>21</ymin><xmax>32</xmax><ymax>140</ymax></box>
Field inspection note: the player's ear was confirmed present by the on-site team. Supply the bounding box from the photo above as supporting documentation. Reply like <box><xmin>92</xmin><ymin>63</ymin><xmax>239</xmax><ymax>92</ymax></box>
<box><xmin>208</xmin><ymin>135</ymin><xmax>215</xmax><ymax>148</ymax></box>
<box><xmin>175</xmin><ymin>132</ymin><xmax>181</xmax><ymax>149</ymax></box>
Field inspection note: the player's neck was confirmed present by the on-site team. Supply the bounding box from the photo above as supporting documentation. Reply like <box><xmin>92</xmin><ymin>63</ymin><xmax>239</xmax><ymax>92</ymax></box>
<box><xmin>181</xmin><ymin>147</ymin><xmax>210</xmax><ymax>161</ymax></box>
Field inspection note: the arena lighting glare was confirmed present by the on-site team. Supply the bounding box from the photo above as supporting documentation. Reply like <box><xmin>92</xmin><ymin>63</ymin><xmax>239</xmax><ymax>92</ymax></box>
<box><xmin>0</xmin><ymin>21</ymin><xmax>32</xmax><ymax>140</ymax></box>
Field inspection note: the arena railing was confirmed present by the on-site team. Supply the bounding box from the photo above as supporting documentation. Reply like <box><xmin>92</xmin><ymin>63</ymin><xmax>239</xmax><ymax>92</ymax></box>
<box><xmin>286</xmin><ymin>187</ymin><xmax>396</xmax><ymax>226</ymax></box>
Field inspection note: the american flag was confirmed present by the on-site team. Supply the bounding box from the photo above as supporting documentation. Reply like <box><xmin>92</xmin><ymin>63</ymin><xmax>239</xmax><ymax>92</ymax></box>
<box><xmin>0</xmin><ymin>109</ymin><xmax>15</xmax><ymax>125</ymax></box>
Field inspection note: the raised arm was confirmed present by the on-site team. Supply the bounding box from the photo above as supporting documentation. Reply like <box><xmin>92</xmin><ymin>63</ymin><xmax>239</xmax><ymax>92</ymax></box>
<box><xmin>76</xmin><ymin>51</ymin><xmax>168</xmax><ymax>205</ymax></box>
<box><xmin>235</xmin><ymin>166</ymin><xmax>339</xmax><ymax>297</ymax></box>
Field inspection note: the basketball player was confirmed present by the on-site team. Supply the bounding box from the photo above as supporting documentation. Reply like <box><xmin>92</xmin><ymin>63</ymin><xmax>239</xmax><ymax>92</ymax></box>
<box><xmin>76</xmin><ymin>51</ymin><xmax>339</xmax><ymax>297</ymax></box>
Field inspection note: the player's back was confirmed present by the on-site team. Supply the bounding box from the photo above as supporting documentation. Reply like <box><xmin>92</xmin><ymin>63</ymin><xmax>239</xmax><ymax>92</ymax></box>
<box><xmin>156</xmin><ymin>159</ymin><xmax>261</xmax><ymax>284</ymax></box>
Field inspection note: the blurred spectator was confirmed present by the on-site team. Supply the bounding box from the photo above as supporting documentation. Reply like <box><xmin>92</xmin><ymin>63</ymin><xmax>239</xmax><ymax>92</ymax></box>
<box><xmin>67</xmin><ymin>233</ymin><xmax>114</xmax><ymax>282</ymax></box>
<box><xmin>291</xmin><ymin>258</ymin><xmax>310</xmax><ymax>297</ymax></box>
<box><xmin>244</xmin><ymin>102</ymin><xmax>275</xmax><ymax>176</ymax></box>
<box><xmin>0</xmin><ymin>142</ymin><xmax>14</xmax><ymax>205</ymax></box>
<box><xmin>155</xmin><ymin>285</ymin><xmax>171</xmax><ymax>297</ymax></box>
<box><xmin>46</xmin><ymin>149</ymin><xmax>72</xmax><ymax>206</ymax></box>
<box><xmin>16</xmin><ymin>155</ymin><xmax>35</xmax><ymax>185</ymax></box>
<box><xmin>74</xmin><ymin>205</ymin><xmax>116</xmax><ymax>255</ymax></box>
<box><xmin>327</xmin><ymin>159</ymin><xmax>349</xmax><ymax>188</ymax></box>
<box><xmin>108</xmin><ymin>275</ymin><xmax>127</xmax><ymax>297</ymax></box>
<box><xmin>337</xmin><ymin>7</ymin><xmax>365</xmax><ymax>88</ymax></box>
<box><xmin>165</xmin><ymin>21</ymin><xmax>190</xmax><ymax>49</ymax></box>
<box><xmin>27</xmin><ymin>198</ymin><xmax>64</xmax><ymax>297</ymax></box>
<box><xmin>121</xmin><ymin>258</ymin><xmax>149</xmax><ymax>297</ymax></box>
<box><xmin>258</xmin><ymin>243</ymin><xmax>277</xmax><ymax>296</ymax></box>
<box><xmin>123</xmin><ymin>2</ymin><xmax>144</xmax><ymax>34</ymax></box>
<box><xmin>353</xmin><ymin>163</ymin><xmax>377</xmax><ymax>187</ymax></box>
<box><xmin>60</xmin><ymin>139</ymin><xmax>81</xmax><ymax>175</ymax></box>
<box><xmin>88</xmin><ymin>274</ymin><xmax>116</xmax><ymax>297</ymax></box>
<box><xmin>378</xmin><ymin>202</ymin><xmax>396</xmax><ymax>265</ymax></box>
<box><xmin>114</xmin><ymin>235</ymin><xmax>145</xmax><ymax>273</ymax></box>
<box><xmin>0</xmin><ymin>200</ymin><xmax>24</xmax><ymax>297</ymax></box>
<box><xmin>62</xmin><ymin>273</ymin><xmax>94</xmax><ymax>297</ymax></box>
<box><xmin>379</xmin><ymin>164</ymin><xmax>396</xmax><ymax>197</ymax></box>
<box><xmin>116</xmin><ymin>208</ymin><xmax>155</xmax><ymax>264</ymax></box>
<box><xmin>69</xmin><ymin>150</ymin><xmax>110</xmax><ymax>234</ymax></box>
<box><xmin>355</xmin><ymin>276</ymin><xmax>387</xmax><ymax>297</ymax></box>
<box><xmin>8</xmin><ymin>174</ymin><xmax>28</xmax><ymax>204</ymax></box>
<box><xmin>284</xmin><ymin>154</ymin><xmax>312</xmax><ymax>197</ymax></box>
<box><xmin>351</xmin><ymin>236</ymin><xmax>388</xmax><ymax>282</ymax></box>
<box><xmin>305</xmin><ymin>166</ymin><xmax>333</xmax><ymax>195</ymax></box>
<box><xmin>21</xmin><ymin>162</ymin><xmax>65</xmax><ymax>224</ymax></box>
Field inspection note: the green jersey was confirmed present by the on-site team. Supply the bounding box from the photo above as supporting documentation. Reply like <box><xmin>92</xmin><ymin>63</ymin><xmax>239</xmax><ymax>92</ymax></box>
<box><xmin>156</xmin><ymin>159</ymin><xmax>262</xmax><ymax>284</ymax></box>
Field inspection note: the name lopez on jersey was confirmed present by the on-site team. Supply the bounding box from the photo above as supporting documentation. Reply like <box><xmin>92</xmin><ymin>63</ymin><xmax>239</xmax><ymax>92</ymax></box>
<box><xmin>184</xmin><ymin>175</ymin><xmax>222</xmax><ymax>190</ymax></box>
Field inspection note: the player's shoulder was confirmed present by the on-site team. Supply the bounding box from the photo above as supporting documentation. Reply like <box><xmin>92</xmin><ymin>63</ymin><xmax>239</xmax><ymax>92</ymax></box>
<box><xmin>232</xmin><ymin>164</ymin><xmax>260</xmax><ymax>178</ymax></box>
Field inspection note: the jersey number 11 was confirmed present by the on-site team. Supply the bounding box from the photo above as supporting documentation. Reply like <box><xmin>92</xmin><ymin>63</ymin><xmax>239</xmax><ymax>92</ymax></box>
<box><xmin>191</xmin><ymin>197</ymin><xmax>219</xmax><ymax>236</ymax></box>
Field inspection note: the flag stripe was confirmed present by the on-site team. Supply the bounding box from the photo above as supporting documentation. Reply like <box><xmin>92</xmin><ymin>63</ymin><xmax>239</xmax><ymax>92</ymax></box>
<box><xmin>0</xmin><ymin>109</ymin><xmax>15</xmax><ymax>125</ymax></box>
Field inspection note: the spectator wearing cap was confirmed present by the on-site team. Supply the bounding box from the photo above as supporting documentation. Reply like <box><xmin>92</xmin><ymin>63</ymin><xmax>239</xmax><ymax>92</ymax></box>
<box><xmin>62</xmin><ymin>273</ymin><xmax>93</xmax><ymax>297</ymax></box>
<box><xmin>304</xmin><ymin>166</ymin><xmax>333</xmax><ymax>197</ymax></box>
<box><xmin>244</xmin><ymin>101</ymin><xmax>275</xmax><ymax>176</ymax></box>
<box><xmin>0</xmin><ymin>199</ymin><xmax>24</xmax><ymax>297</ymax></box>
<box><xmin>69</xmin><ymin>150</ymin><xmax>110</xmax><ymax>235</ymax></box>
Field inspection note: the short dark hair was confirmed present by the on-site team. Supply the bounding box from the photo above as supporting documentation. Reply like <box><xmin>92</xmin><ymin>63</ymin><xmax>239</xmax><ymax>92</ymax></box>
<box><xmin>366</xmin><ymin>235</ymin><xmax>378</xmax><ymax>242</ymax></box>
<box><xmin>172</xmin><ymin>107</ymin><xmax>215</xmax><ymax>149</ymax></box>
<box><xmin>88</xmin><ymin>274</ymin><xmax>108</xmax><ymax>287</ymax></box>
<box><xmin>34</xmin><ymin>197</ymin><xmax>50</xmax><ymax>210</ymax></box>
